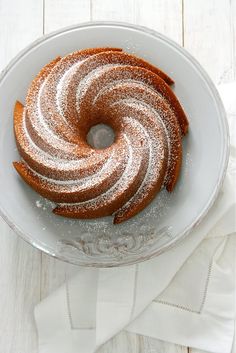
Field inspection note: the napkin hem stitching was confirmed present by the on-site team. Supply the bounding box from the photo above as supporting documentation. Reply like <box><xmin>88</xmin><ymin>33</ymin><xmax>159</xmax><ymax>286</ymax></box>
<box><xmin>154</xmin><ymin>238</ymin><xmax>227</xmax><ymax>314</ymax></box>
<box><xmin>66</xmin><ymin>279</ymin><xmax>95</xmax><ymax>330</ymax></box>
<box><xmin>130</xmin><ymin>264</ymin><xmax>139</xmax><ymax>320</ymax></box>
<box><xmin>155</xmin><ymin>258</ymin><xmax>213</xmax><ymax>314</ymax></box>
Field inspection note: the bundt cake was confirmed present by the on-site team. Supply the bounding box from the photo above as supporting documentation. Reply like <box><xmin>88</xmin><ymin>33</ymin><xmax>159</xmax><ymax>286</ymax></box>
<box><xmin>13</xmin><ymin>47</ymin><xmax>189</xmax><ymax>224</ymax></box>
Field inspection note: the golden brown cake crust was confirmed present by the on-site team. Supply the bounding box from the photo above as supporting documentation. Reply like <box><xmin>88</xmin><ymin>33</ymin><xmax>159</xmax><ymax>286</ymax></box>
<box><xmin>13</xmin><ymin>47</ymin><xmax>188</xmax><ymax>223</ymax></box>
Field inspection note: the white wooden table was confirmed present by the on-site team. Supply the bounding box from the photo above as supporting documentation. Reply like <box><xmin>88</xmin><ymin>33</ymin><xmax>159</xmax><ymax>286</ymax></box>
<box><xmin>0</xmin><ymin>1</ymin><xmax>235</xmax><ymax>352</ymax></box>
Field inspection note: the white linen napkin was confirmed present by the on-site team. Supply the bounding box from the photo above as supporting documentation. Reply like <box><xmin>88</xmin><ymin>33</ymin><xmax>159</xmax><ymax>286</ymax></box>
<box><xmin>35</xmin><ymin>83</ymin><xmax>236</xmax><ymax>353</ymax></box>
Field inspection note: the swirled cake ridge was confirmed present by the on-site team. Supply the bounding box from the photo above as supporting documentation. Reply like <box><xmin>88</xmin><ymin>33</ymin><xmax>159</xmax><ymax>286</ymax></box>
<box><xmin>13</xmin><ymin>47</ymin><xmax>188</xmax><ymax>224</ymax></box>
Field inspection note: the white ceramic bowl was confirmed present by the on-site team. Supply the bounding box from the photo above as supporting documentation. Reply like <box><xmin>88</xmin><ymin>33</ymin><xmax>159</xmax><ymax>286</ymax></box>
<box><xmin>0</xmin><ymin>22</ymin><xmax>229</xmax><ymax>267</ymax></box>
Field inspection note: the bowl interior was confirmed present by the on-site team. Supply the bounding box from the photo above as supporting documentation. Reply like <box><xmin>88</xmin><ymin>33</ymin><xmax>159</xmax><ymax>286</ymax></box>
<box><xmin>0</xmin><ymin>23</ymin><xmax>228</xmax><ymax>266</ymax></box>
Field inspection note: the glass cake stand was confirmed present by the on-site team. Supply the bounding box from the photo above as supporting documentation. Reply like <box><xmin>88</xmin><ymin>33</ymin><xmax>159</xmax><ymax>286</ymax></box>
<box><xmin>0</xmin><ymin>22</ymin><xmax>229</xmax><ymax>267</ymax></box>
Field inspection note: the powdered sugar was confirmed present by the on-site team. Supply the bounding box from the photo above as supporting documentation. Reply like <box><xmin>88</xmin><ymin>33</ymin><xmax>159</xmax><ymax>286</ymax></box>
<box><xmin>14</xmin><ymin>48</ymin><xmax>187</xmax><ymax>222</ymax></box>
<box><xmin>75</xmin><ymin>64</ymin><xmax>118</xmax><ymax>113</ymax></box>
<box><xmin>56</xmin><ymin>60</ymin><xmax>84</xmax><ymax>118</ymax></box>
<box><xmin>36</xmin><ymin>199</ymin><xmax>43</xmax><ymax>208</ymax></box>
<box><xmin>58</xmin><ymin>133</ymin><xmax>134</xmax><ymax>208</ymax></box>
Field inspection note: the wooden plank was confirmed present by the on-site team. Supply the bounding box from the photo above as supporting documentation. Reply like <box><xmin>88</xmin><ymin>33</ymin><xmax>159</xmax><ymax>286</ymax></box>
<box><xmin>132</xmin><ymin>1</ymin><xmax>187</xmax><ymax>352</ymax></box>
<box><xmin>0</xmin><ymin>0</ymin><xmax>43</xmax><ymax>71</ymax></box>
<box><xmin>191</xmin><ymin>349</ymin><xmax>215</xmax><ymax>352</ymax></box>
<box><xmin>183</xmin><ymin>0</ymin><xmax>233</xmax><ymax>84</ymax></box>
<box><xmin>141</xmin><ymin>336</ymin><xmax>189</xmax><ymax>353</ymax></box>
<box><xmin>40</xmin><ymin>0</ymin><xmax>90</xmax><ymax>300</ymax></box>
<box><xmin>232</xmin><ymin>0</ymin><xmax>236</xmax><ymax>80</ymax></box>
<box><xmin>91</xmin><ymin>0</ymin><xmax>135</xmax><ymax>22</ymax></box>
<box><xmin>44</xmin><ymin>0</ymin><xmax>90</xmax><ymax>33</ymax></box>
<box><xmin>135</xmin><ymin>0</ymin><xmax>183</xmax><ymax>44</ymax></box>
<box><xmin>0</xmin><ymin>1</ymin><xmax>43</xmax><ymax>352</ymax></box>
<box><xmin>40</xmin><ymin>0</ymin><xmax>91</xmax><ymax>299</ymax></box>
<box><xmin>41</xmin><ymin>3</ymin><xmax>139</xmax><ymax>351</ymax></box>
<box><xmin>183</xmin><ymin>1</ymin><xmax>235</xmax><ymax>352</ymax></box>
<box><xmin>0</xmin><ymin>221</ymin><xmax>41</xmax><ymax>353</ymax></box>
<box><xmin>233</xmin><ymin>270</ymin><xmax>236</xmax><ymax>353</ymax></box>
<box><xmin>99</xmin><ymin>332</ymin><xmax>140</xmax><ymax>353</ymax></box>
<box><xmin>40</xmin><ymin>255</ymin><xmax>77</xmax><ymax>299</ymax></box>
<box><xmin>42</xmin><ymin>0</ymin><xmax>140</xmax><ymax>351</ymax></box>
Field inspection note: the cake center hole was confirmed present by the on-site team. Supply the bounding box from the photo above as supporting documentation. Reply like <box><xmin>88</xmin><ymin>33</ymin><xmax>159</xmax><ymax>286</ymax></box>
<box><xmin>87</xmin><ymin>123</ymin><xmax>115</xmax><ymax>149</ymax></box>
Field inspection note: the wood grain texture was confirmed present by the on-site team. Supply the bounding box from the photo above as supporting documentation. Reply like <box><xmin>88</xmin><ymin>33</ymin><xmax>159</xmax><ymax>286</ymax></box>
<box><xmin>91</xmin><ymin>0</ymin><xmax>135</xmax><ymax>22</ymax></box>
<box><xmin>0</xmin><ymin>221</ymin><xmax>41</xmax><ymax>353</ymax></box>
<box><xmin>183</xmin><ymin>0</ymin><xmax>233</xmax><ymax>84</ymax></box>
<box><xmin>134</xmin><ymin>0</ymin><xmax>182</xmax><ymax>44</ymax></box>
<box><xmin>142</xmin><ymin>336</ymin><xmax>189</xmax><ymax>353</ymax></box>
<box><xmin>0</xmin><ymin>1</ymin><xmax>43</xmax><ymax>352</ymax></box>
<box><xmin>99</xmin><ymin>332</ymin><xmax>141</xmax><ymax>353</ymax></box>
<box><xmin>132</xmin><ymin>2</ymin><xmax>188</xmax><ymax>352</ymax></box>
<box><xmin>232</xmin><ymin>0</ymin><xmax>236</xmax><ymax>80</ymax></box>
<box><xmin>44</xmin><ymin>0</ymin><xmax>90</xmax><ymax>33</ymax></box>
<box><xmin>40</xmin><ymin>0</ymin><xmax>90</xmax><ymax>301</ymax></box>
<box><xmin>40</xmin><ymin>255</ymin><xmax>77</xmax><ymax>299</ymax></box>
<box><xmin>233</xmin><ymin>276</ymin><xmax>236</xmax><ymax>353</ymax></box>
<box><xmin>0</xmin><ymin>0</ymin><xmax>43</xmax><ymax>71</ymax></box>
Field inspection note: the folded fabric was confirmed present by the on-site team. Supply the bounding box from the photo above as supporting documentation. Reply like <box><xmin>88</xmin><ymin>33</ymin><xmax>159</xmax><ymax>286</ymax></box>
<box><xmin>35</xmin><ymin>82</ymin><xmax>236</xmax><ymax>353</ymax></box>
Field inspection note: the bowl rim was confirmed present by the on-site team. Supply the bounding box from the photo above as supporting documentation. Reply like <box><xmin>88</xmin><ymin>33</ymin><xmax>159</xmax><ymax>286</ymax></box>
<box><xmin>0</xmin><ymin>21</ymin><xmax>230</xmax><ymax>267</ymax></box>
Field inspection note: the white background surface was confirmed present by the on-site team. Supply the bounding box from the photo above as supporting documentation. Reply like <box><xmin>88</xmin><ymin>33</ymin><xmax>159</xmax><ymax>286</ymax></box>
<box><xmin>0</xmin><ymin>0</ymin><xmax>235</xmax><ymax>352</ymax></box>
